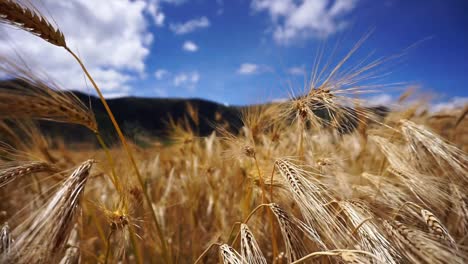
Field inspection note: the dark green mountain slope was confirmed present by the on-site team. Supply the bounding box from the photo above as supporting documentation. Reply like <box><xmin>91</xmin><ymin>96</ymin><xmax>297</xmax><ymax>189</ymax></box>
<box><xmin>0</xmin><ymin>79</ymin><xmax>388</xmax><ymax>146</ymax></box>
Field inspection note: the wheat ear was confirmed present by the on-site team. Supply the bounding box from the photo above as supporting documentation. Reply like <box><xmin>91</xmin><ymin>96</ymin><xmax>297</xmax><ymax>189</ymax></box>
<box><xmin>275</xmin><ymin>159</ymin><xmax>352</xmax><ymax>248</ymax></box>
<box><xmin>219</xmin><ymin>244</ymin><xmax>244</xmax><ymax>264</ymax></box>
<box><xmin>340</xmin><ymin>201</ymin><xmax>398</xmax><ymax>263</ymax></box>
<box><xmin>2</xmin><ymin>0</ymin><xmax>168</xmax><ymax>258</ymax></box>
<box><xmin>268</xmin><ymin>203</ymin><xmax>326</xmax><ymax>262</ymax></box>
<box><xmin>420</xmin><ymin>209</ymin><xmax>456</xmax><ymax>247</ymax></box>
<box><xmin>0</xmin><ymin>0</ymin><xmax>66</xmax><ymax>47</ymax></box>
<box><xmin>383</xmin><ymin>220</ymin><xmax>463</xmax><ymax>264</ymax></box>
<box><xmin>0</xmin><ymin>222</ymin><xmax>12</xmax><ymax>256</ymax></box>
<box><xmin>0</xmin><ymin>161</ymin><xmax>58</xmax><ymax>188</ymax></box>
<box><xmin>10</xmin><ymin>160</ymin><xmax>94</xmax><ymax>264</ymax></box>
<box><xmin>58</xmin><ymin>224</ymin><xmax>80</xmax><ymax>264</ymax></box>
<box><xmin>240</xmin><ymin>224</ymin><xmax>266</xmax><ymax>264</ymax></box>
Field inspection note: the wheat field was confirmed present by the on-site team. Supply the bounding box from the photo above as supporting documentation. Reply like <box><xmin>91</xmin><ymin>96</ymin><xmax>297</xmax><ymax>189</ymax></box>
<box><xmin>0</xmin><ymin>0</ymin><xmax>467</xmax><ymax>263</ymax></box>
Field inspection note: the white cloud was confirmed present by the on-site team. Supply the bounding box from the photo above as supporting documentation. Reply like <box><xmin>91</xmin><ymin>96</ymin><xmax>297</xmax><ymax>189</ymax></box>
<box><xmin>154</xmin><ymin>69</ymin><xmax>169</xmax><ymax>80</ymax></box>
<box><xmin>162</xmin><ymin>0</ymin><xmax>187</xmax><ymax>5</ymax></box>
<box><xmin>170</xmin><ymin>17</ymin><xmax>210</xmax><ymax>35</ymax></box>
<box><xmin>360</xmin><ymin>95</ymin><xmax>468</xmax><ymax>112</ymax></box>
<box><xmin>237</xmin><ymin>63</ymin><xmax>272</xmax><ymax>75</ymax></box>
<box><xmin>432</xmin><ymin>97</ymin><xmax>468</xmax><ymax>112</ymax></box>
<box><xmin>146</xmin><ymin>0</ymin><xmax>165</xmax><ymax>26</ymax></box>
<box><xmin>288</xmin><ymin>66</ymin><xmax>306</xmax><ymax>76</ymax></box>
<box><xmin>182</xmin><ymin>41</ymin><xmax>198</xmax><ymax>52</ymax></box>
<box><xmin>272</xmin><ymin>97</ymin><xmax>288</xmax><ymax>103</ymax></box>
<box><xmin>238</xmin><ymin>63</ymin><xmax>259</xmax><ymax>75</ymax></box>
<box><xmin>173</xmin><ymin>71</ymin><xmax>200</xmax><ymax>91</ymax></box>
<box><xmin>147</xmin><ymin>0</ymin><xmax>189</xmax><ymax>27</ymax></box>
<box><xmin>103</xmin><ymin>91</ymin><xmax>132</xmax><ymax>99</ymax></box>
<box><xmin>0</xmin><ymin>0</ymin><xmax>155</xmax><ymax>97</ymax></box>
<box><xmin>329</xmin><ymin>0</ymin><xmax>357</xmax><ymax>16</ymax></box>
<box><xmin>251</xmin><ymin>0</ymin><xmax>358</xmax><ymax>44</ymax></box>
<box><xmin>365</xmin><ymin>94</ymin><xmax>394</xmax><ymax>107</ymax></box>
<box><xmin>251</xmin><ymin>0</ymin><xmax>294</xmax><ymax>18</ymax></box>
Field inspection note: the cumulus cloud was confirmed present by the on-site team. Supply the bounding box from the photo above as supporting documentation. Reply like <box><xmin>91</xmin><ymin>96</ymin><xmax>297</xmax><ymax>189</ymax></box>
<box><xmin>173</xmin><ymin>71</ymin><xmax>200</xmax><ymax>91</ymax></box>
<box><xmin>162</xmin><ymin>0</ymin><xmax>187</xmax><ymax>5</ymax></box>
<box><xmin>182</xmin><ymin>41</ymin><xmax>198</xmax><ymax>52</ymax></box>
<box><xmin>170</xmin><ymin>17</ymin><xmax>210</xmax><ymax>35</ymax></box>
<box><xmin>0</xmin><ymin>0</ymin><xmax>155</xmax><ymax>97</ymax></box>
<box><xmin>365</xmin><ymin>94</ymin><xmax>394</xmax><ymax>107</ymax></box>
<box><xmin>251</xmin><ymin>0</ymin><xmax>358</xmax><ymax>44</ymax></box>
<box><xmin>432</xmin><ymin>97</ymin><xmax>468</xmax><ymax>112</ymax></box>
<box><xmin>147</xmin><ymin>0</ymin><xmax>190</xmax><ymax>27</ymax></box>
<box><xmin>237</xmin><ymin>63</ymin><xmax>272</xmax><ymax>75</ymax></box>
<box><xmin>288</xmin><ymin>66</ymin><xmax>306</xmax><ymax>76</ymax></box>
<box><xmin>238</xmin><ymin>64</ymin><xmax>259</xmax><ymax>74</ymax></box>
<box><xmin>147</xmin><ymin>1</ymin><xmax>166</xmax><ymax>27</ymax></box>
<box><xmin>155</xmin><ymin>69</ymin><xmax>170</xmax><ymax>80</ymax></box>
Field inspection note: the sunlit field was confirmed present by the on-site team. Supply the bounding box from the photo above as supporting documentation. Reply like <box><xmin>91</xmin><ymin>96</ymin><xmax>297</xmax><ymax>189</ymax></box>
<box><xmin>0</xmin><ymin>0</ymin><xmax>467</xmax><ymax>263</ymax></box>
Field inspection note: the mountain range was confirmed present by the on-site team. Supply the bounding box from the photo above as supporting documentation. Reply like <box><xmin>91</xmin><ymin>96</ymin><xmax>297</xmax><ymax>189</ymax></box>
<box><xmin>0</xmin><ymin>79</ymin><xmax>388</xmax><ymax>146</ymax></box>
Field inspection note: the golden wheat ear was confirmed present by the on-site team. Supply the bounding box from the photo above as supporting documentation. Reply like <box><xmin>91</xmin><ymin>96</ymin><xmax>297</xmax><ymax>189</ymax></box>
<box><xmin>400</xmin><ymin>119</ymin><xmax>467</xmax><ymax>181</ymax></box>
<box><xmin>275</xmin><ymin>159</ymin><xmax>353</xmax><ymax>248</ymax></box>
<box><xmin>240</xmin><ymin>224</ymin><xmax>267</xmax><ymax>264</ymax></box>
<box><xmin>0</xmin><ymin>0</ymin><xmax>66</xmax><ymax>47</ymax></box>
<box><xmin>383</xmin><ymin>220</ymin><xmax>464</xmax><ymax>264</ymax></box>
<box><xmin>0</xmin><ymin>58</ymin><xmax>98</xmax><ymax>132</ymax></box>
<box><xmin>10</xmin><ymin>160</ymin><xmax>94</xmax><ymax>264</ymax></box>
<box><xmin>219</xmin><ymin>244</ymin><xmax>243</xmax><ymax>264</ymax></box>
<box><xmin>268</xmin><ymin>203</ymin><xmax>326</xmax><ymax>262</ymax></box>
<box><xmin>0</xmin><ymin>161</ymin><xmax>59</xmax><ymax>188</ymax></box>
<box><xmin>58</xmin><ymin>224</ymin><xmax>80</xmax><ymax>264</ymax></box>
<box><xmin>0</xmin><ymin>222</ymin><xmax>12</xmax><ymax>257</ymax></box>
<box><xmin>340</xmin><ymin>201</ymin><xmax>398</xmax><ymax>264</ymax></box>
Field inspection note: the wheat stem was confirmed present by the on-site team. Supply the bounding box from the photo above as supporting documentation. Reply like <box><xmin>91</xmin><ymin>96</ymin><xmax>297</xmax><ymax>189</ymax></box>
<box><xmin>104</xmin><ymin>229</ymin><xmax>114</xmax><ymax>264</ymax></box>
<box><xmin>253</xmin><ymin>156</ymin><xmax>266</xmax><ymax>203</ymax></box>
<box><xmin>193</xmin><ymin>243</ymin><xmax>222</xmax><ymax>264</ymax></box>
<box><xmin>64</xmin><ymin>47</ymin><xmax>170</xmax><ymax>263</ymax></box>
<box><xmin>291</xmin><ymin>249</ymin><xmax>380</xmax><ymax>264</ymax></box>
<box><xmin>94</xmin><ymin>132</ymin><xmax>121</xmax><ymax>194</ymax></box>
<box><xmin>231</xmin><ymin>203</ymin><xmax>270</xmax><ymax>247</ymax></box>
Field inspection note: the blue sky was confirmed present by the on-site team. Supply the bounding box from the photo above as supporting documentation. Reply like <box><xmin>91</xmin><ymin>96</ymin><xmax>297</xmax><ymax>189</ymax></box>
<box><xmin>1</xmin><ymin>0</ymin><xmax>467</xmax><ymax>107</ymax></box>
<box><xmin>140</xmin><ymin>0</ymin><xmax>468</xmax><ymax>105</ymax></box>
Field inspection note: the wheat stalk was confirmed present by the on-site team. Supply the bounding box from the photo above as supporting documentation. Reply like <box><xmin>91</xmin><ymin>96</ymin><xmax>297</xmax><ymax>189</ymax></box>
<box><xmin>290</xmin><ymin>249</ymin><xmax>379</xmax><ymax>264</ymax></box>
<box><xmin>1</xmin><ymin>0</ymin><xmax>168</xmax><ymax>259</ymax></box>
<box><xmin>340</xmin><ymin>251</ymin><xmax>372</xmax><ymax>264</ymax></box>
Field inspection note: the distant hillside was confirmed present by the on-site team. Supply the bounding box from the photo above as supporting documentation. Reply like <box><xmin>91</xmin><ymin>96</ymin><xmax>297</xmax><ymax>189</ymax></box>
<box><xmin>67</xmin><ymin>91</ymin><xmax>243</xmax><ymax>143</ymax></box>
<box><xmin>0</xmin><ymin>79</ymin><xmax>244</xmax><ymax>145</ymax></box>
<box><xmin>0</xmin><ymin>79</ymin><xmax>388</xmax><ymax>146</ymax></box>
